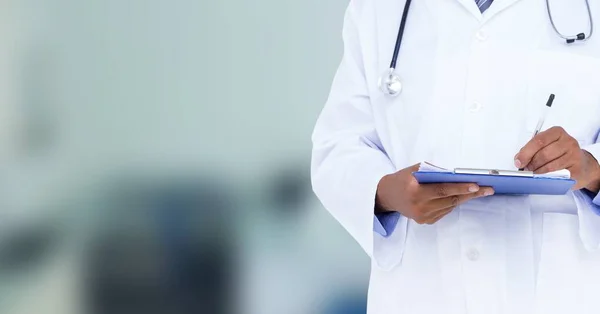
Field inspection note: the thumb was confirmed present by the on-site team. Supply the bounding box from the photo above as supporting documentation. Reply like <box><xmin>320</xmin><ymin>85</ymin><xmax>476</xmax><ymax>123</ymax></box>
<box><xmin>406</xmin><ymin>163</ymin><xmax>422</xmax><ymax>172</ymax></box>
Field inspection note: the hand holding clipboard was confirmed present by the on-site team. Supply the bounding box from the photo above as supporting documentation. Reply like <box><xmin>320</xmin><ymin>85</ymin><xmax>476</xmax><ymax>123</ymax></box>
<box><xmin>376</xmin><ymin>164</ymin><xmax>495</xmax><ymax>225</ymax></box>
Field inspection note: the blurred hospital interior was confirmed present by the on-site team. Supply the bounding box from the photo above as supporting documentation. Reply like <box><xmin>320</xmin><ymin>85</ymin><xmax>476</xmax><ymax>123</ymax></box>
<box><xmin>0</xmin><ymin>1</ymin><xmax>370</xmax><ymax>314</ymax></box>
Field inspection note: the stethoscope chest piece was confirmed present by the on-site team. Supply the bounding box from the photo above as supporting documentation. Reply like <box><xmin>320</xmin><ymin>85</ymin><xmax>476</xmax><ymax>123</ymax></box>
<box><xmin>378</xmin><ymin>68</ymin><xmax>403</xmax><ymax>97</ymax></box>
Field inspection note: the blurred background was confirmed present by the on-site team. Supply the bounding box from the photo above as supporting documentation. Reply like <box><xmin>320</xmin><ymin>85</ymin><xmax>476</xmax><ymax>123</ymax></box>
<box><xmin>0</xmin><ymin>1</ymin><xmax>370</xmax><ymax>314</ymax></box>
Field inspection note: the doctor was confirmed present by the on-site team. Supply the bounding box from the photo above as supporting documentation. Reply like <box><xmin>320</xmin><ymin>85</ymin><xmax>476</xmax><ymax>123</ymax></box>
<box><xmin>311</xmin><ymin>0</ymin><xmax>600</xmax><ymax>313</ymax></box>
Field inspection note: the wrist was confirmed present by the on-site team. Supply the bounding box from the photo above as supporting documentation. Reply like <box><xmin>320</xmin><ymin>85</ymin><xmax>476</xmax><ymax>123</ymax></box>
<box><xmin>583</xmin><ymin>149</ymin><xmax>600</xmax><ymax>193</ymax></box>
<box><xmin>375</xmin><ymin>174</ymin><xmax>394</xmax><ymax>213</ymax></box>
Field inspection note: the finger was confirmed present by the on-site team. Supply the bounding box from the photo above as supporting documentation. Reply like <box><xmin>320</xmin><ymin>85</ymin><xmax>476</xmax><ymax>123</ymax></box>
<box><xmin>527</xmin><ymin>141</ymin><xmax>568</xmax><ymax>172</ymax></box>
<box><xmin>419</xmin><ymin>183</ymin><xmax>481</xmax><ymax>200</ymax></box>
<box><xmin>535</xmin><ymin>153</ymin><xmax>574</xmax><ymax>174</ymax></box>
<box><xmin>415</xmin><ymin>188</ymin><xmax>494</xmax><ymax>225</ymax></box>
<box><xmin>515</xmin><ymin>126</ymin><xmax>564</xmax><ymax>169</ymax></box>
<box><xmin>425</xmin><ymin>187</ymin><xmax>495</xmax><ymax>210</ymax></box>
<box><xmin>424</xmin><ymin>206</ymin><xmax>455</xmax><ymax>225</ymax></box>
<box><xmin>414</xmin><ymin>206</ymin><xmax>453</xmax><ymax>225</ymax></box>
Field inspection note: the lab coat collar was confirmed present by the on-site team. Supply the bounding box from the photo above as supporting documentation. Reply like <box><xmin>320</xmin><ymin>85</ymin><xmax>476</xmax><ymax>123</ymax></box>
<box><xmin>454</xmin><ymin>0</ymin><xmax>484</xmax><ymax>21</ymax></box>
<box><xmin>454</xmin><ymin>0</ymin><xmax>524</xmax><ymax>22</ymax></box>
<box><xmin>481</xmin><ymin>0</ymin><xmax>525</xmax><ymax>23</ymax></box>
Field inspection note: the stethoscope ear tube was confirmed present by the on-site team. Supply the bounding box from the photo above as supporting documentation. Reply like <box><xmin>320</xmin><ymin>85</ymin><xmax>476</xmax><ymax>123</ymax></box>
<box><xmin>546</xmin><ymin>0</ymin><xmax>594</xmax><ymax>44</ymax></box>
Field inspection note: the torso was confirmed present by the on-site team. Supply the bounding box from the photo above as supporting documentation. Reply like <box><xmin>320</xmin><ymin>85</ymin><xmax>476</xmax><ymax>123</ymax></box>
<box><xmin>357</xmin><ymin>0</ymin><xmax>600</xmax><ymax>313</ymax></box>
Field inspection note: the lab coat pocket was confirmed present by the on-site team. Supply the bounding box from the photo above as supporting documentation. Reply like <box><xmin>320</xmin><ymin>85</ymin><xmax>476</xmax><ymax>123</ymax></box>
<box><xmin>534</xmin><ymin>213</ymin><xmax>582</xmax><ymax>314</ymax></box>
<box><xmin>535</xmin><ymin>212</ymin><xmax>600</xmax><ymax>314</ymax></box>
<box><xmin>534</xmin><ymin>212</ymin><xmax>600</xmax><ymax>314</ymax></box>
<box><xmin>524</xmin><ymin>51</ymin><xmax>600</xmax><ymax>146</ymax></box>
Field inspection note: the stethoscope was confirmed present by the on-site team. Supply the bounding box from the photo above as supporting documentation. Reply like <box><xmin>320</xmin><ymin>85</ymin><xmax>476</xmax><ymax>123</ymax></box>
<box><xmin>379</xmin><ymin>0</ymin><xmax>595</xmax><ymax>97</ymax></box>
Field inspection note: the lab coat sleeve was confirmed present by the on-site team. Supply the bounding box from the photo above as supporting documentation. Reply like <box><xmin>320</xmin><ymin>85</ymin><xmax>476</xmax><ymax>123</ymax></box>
<box><xmin>311</xmin><ymin>1</ymin><xmax>408</xmax><ymax>270</ymax></box>
<box><xmin>572</xmin><ymin>134</ymin><xmax>600</xmax><ymax>251</ymax></box>
<box><xmin>374</xmin><ymin>212</ymin><xmax>402</xmax><ymax>237</ymax></box>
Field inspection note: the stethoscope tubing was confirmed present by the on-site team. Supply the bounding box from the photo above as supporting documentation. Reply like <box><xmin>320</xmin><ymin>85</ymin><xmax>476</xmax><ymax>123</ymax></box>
<box><xmin>380</xmin><ymin>0</ymin><xmax>595</xmax><ymax>97</ymax></box>
<box><xmin>390</xmin><ymin>0</ymin><xmax>414</xmax><ymax>69</ymax></box>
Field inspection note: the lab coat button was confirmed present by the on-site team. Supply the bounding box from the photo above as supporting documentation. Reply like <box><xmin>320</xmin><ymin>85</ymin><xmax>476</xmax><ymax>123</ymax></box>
<box><xmin>476</xmin><ymin>29</ymin><xmax>488</xmax><ymax>41</ymax></box>
<box><xmin>469</xmin><ymin>102</ymin><xmax>482</xmax><ymax>113</ymax></box>
<box><xmin>467</xmin><ymin>248</ymin><xmax>480</xmax><ymax>261</ymax></box>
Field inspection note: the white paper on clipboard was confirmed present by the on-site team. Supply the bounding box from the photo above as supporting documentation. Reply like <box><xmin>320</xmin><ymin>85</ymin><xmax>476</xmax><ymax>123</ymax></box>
<box><xmin>418</xmin><ymin>162</ymin><xmax>570</xmax><ymax>179</ymax></box>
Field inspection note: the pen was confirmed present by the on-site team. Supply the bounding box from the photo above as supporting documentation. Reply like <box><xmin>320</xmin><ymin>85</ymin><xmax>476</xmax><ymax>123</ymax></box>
<box><xmin>533</xmin><ymin>94</ymin><xmax>555</xmax><ymax>137</ymax></box>
<box><xmin>519</xmin><ymin>93</ymin><xmax>555</xmax><ymax>171</ymax></box>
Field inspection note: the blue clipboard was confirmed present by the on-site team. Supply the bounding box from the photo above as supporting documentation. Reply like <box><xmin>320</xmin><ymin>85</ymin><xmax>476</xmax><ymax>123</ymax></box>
<box><xmin>413</xmin><ymin>168</ymin><xmax>576</xmax><ymax>195</ymax></box>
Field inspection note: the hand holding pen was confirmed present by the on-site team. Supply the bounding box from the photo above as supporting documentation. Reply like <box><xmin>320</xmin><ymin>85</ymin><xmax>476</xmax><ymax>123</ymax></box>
<box><xmin>517</xmin><ymin>94</ymin><xmax>554</xmax><ymax>171</ymax></box>
<box><xmin>514</xmin><ymin>94</ymin><xmax>600</xmax><ymax>191</ymax></box>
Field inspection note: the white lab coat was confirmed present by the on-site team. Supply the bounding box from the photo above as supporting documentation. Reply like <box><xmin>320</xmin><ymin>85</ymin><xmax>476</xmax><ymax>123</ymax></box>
<box><xmin>311</xmin><ymin>0</ymin><xmax>600</xmax><ymax>313</ymax></box>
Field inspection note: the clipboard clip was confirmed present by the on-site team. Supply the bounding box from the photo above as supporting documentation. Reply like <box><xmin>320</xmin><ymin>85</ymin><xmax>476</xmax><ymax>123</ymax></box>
<box><xmin>454</xmin><ymin>168</ymin><xmax>534</xmax><ymax>178</ymax></box>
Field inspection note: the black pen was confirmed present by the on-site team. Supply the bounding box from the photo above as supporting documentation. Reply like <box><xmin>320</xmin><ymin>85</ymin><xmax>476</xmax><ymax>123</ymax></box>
<box><xmin>519</xmin><ymin>94</ymin><xmax>555</xmax><ymax>171</ymax></box>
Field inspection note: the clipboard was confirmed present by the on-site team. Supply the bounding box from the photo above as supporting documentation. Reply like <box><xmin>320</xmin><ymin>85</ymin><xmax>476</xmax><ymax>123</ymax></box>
<box><xmin>413</xmin><ymin>166</ymin><xmax>576</xmax><ymax>195</ymax></box>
